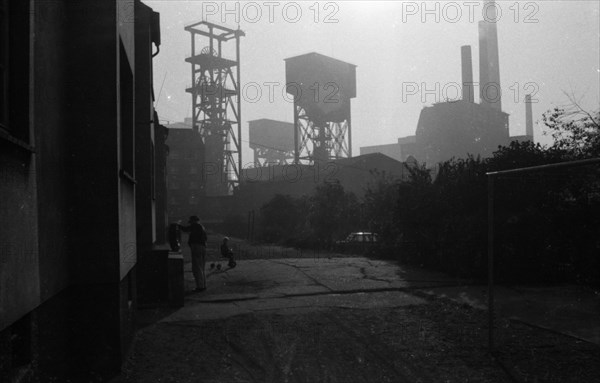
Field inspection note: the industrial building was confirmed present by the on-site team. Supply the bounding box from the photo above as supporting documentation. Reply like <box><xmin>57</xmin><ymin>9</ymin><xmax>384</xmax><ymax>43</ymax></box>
<box><xmin>165</xmin><ymin>124</ymin><xmax>206</xmax><ymax>223</ymax></box>
<box><xmin>248</xmin><ymin>118</ymin><xmax>295</xmax><ymax>166</ymax></box>
<box><xmin>360</xmin><ymin>0</ymin><xmax>534</xmax><ymax>166</ymax></box>
<box><xmin>360</xmin><ymin>136</ymin><xmax>418</xmax><ymax>162</ymax></box>
<box><xmin>0</xmin><ymin>1</ymin><xmax>168</xmax><ymax>380</ymax></box>
<box><xmin>234</xmin><ymin>153</ymin><xmax>410</xmax><ymax>217</ymax></box>
<box><xmin>360</xmin><ymin>142</ymin><xmax>402</xmax><ymax>162</ymax></box>
<box><xmin>415</xmin><ymin>1</ymin><xmax>510</xmax><ymax>165</ymax></box>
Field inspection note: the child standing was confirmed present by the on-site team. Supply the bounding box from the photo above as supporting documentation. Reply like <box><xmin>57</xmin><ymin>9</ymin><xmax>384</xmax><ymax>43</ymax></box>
<box><xmin>220</xmin><ymin>237</ymin><xmax>237</xmax><ymax>269</ymax></box>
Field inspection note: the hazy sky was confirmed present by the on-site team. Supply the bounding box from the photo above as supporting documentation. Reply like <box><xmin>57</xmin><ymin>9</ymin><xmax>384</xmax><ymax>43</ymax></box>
<box><xmin>146</xmin><ymin>1</ymin><xmax>599</xmax><ymax>160</ymax></box>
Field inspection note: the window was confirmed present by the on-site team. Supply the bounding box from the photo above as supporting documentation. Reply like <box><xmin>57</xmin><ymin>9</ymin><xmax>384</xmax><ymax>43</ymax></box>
<box><xmin>190</xmin><ymin>166</ymin><xmax>198</xmax><ymax>174</ymax></box>
<box><xmin>189</xmin><ymin>194</ymin><xmax>198</xmax><ymax>205</ymax></box>
<box><xmin>169</xmin><ymin>166</ymin><xmax>179</xmax><ymax>174</ymax></box>
<box><xmin>0</xmin><ymin>0</ymin><xmax>30</xmax><ymax>144</ymax></box>
<box><xmin>170</xmin><ymin>149</ymin><xmax>180</xmax><ymax>159</ymax></box>
<box><xmin>189</xmin><ymin>181</ymin><xmax>198</xmax><ymax>189</ymax></box>
<box><xmin>169</xmin><ymin>180</ymin><xmax>180</xmax><ymax>190</ymax></box>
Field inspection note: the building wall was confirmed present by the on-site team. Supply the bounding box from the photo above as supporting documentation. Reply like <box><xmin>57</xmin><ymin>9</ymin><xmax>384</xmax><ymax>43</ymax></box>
<box><xmin>415</xmin><ymin>100</ymin><xmax>509</xmax><ymax>165</ymax></box>
<box><xmin>0</xmin><ymin>0</ymin><xmax>40</xmax><ymax>336</ymax></box>
<box><xmin>165</xmin><ymin>127</ymin><xmax>205</xmax><ymax>222</ymax></box>
<box><xmin>135</xmin><ymin>2</ymin><xmax>157</xmax><ymax>251</ymax></box>
<box><xmin>1</xmin><ymin>0</ymin><xmax>164</xmax><ymax>380</ymax></box>
<box><xmin>33</xmin><ymin>0</ymin><xmax>70</xmax><ymax>303</ymax></box>
<box><xmin>0</xmin><ymin>147</ymin><xmax>40</xmax><ymax>332</ymax></box>
<box><xmin>154</xmin><ymin>122</ymin><xmax>169</xmax><ymax>243</ymax></box>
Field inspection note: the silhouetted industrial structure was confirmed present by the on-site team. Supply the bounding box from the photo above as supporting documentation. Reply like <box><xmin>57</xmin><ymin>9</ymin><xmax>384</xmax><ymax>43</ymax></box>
<box><xmin>185</xmin><ymin>21</ymin><xmax>244</xmax><ymax>196</ymax></box>
<box><xmin>363</xmin><ymin>0</ymin><xmax>530</xmax><ymax>166</ymax></box>
<box><xmin>165</xmin><ymin>123</ymin><xmax>205</xmax><ymax>222</ymax></box>
<box><xmin>285</xmin><ymin>53</ymin><xmax>357</xmax><ymax>164</ymax></box>
<box><xmin>234</xmin><ymin>153</ymin><xmax>410</xmax><ymax>216</ymax></box>
<box><xmin>415</xmin><ymin>0</ymin><xmax>509</xmax><ymax>165</ymax></box>
<box><xmin>479</xmin><ymin>0</ymin><xmax>502</xmax><ymax>110</ymax></box>
<box><xmin>510</xmin><ymin>94</ymin><xmax>535</xmax><ymax>143</ymax></box>
<box><xmin>415</xmin><ymin>99</ymin><xmax>509</xmax><ymax>164</ymax></box>
<box><xmin>361</xmin><ymin>136</ymin><xmax>418</xmax><ymax>162</ymax></box>
<box><xmin>248</xmin><ymin>119</ymin><xmax>295</xmax><ymax>166</ymax></box>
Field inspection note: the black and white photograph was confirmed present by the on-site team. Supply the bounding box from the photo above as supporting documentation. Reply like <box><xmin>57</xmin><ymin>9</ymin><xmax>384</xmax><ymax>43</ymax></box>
<box><xmin>1</xmin><ymin>0</ymin><xmax>599</xmax><ymax>381</ymax></box>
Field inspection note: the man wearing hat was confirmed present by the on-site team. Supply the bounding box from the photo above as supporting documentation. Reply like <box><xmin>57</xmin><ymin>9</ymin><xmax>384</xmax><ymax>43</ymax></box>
<box><xmin>179</xmin><ymin>215</ymin><xmax>208</xmax><ymax>292</ymax></box>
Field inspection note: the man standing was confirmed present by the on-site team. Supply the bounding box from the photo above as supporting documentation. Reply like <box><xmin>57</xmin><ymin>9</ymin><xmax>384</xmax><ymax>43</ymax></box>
<box><xmin>179</xmin><ymin>215</ymin><xmax>207</xmax><ymax>292</ymax></box>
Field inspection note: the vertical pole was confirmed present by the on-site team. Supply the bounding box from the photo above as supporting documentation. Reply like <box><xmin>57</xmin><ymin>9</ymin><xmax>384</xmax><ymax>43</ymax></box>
<box><xmin>251</xmin><ymin>210</ymin><xmax>255</xmax><ymax>242</ymax></box>
<box><xmin>191</xmin><ymin>32</ymin><xmax>196</xmax><ymax>129</ymax></box>
<box><xmin>236</xmin><ymin>34</ymin><xmax>242</xmax><ymax>182</ymax></box>
<box><xmin>487</xmin><ymin>174</ymin><xmax>495</xmax><ymax>353</ymax></box>
<box><xmin>247</xmin><ymin>210</ymin><xmax>251</xmax><ymax>240</ymax></box>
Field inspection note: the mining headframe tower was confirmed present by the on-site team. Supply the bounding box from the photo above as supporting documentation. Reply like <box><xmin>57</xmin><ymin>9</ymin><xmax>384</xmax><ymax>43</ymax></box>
<box><xmin>185</xmin><ymin>21</ymin><xmax>244</xmax><ymax>196</ymax></box>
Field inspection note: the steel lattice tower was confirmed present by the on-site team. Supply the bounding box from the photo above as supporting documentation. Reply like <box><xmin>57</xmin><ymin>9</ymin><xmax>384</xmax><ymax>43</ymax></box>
<box><xmin>285</xmin><ymin>53</ymin><xmax>356</xmax><ymax>165</ymax></box>
<box><xmin>185</xmin><ymin>21</ymin><xmax>244</xmax><ymax>195</ymax></box>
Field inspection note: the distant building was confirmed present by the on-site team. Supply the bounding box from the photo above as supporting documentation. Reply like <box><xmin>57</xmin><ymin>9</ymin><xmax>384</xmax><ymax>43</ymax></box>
<box><xmin>234</xmin><ymin>153</ymin><xmax>410</xmax><ymax>215</ymax></box>
<box><xmin>398</xmin><ymin>136</ymin><xmax>418</xmax><ymax>160</ymax></box>
<box><xmin>408</xmin><ymin>1</ymin><xmax>529</xmax><ymax>165</ymax></box>
<box><xmin>415</xmin><ymin>100</ymin><xmax>510</xmax><ymax>164</ymax></box>
<box><xmin>248</xmin><ymin>118</ymin><xmax>295</xmax><ymax>166</ymax></box>
<box><xmin>414</xmin><ymin>10</ymin><xmax>510</xmax><ymax>166</ymax></box>
<box><xmin>165</xmin><ymin>126</ymin><xmax>205</xmax><ymax>223</ymax></box>
<box><xmin>360</xmin><ymin>135</ymin><xmax>418</xmax><ymax>163</ymax></box>
<box><xmin>360</xmin><ymin>143</ymin><xmax>402</xmax><ymax>162</ymax></box>
<box><xmin>0</xmin><ymin>1</ymin><xmax>165</xmax><ymax>380</ymax></box>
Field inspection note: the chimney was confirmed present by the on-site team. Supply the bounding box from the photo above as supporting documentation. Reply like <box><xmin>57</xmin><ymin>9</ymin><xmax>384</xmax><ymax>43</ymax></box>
<box><xmin>461</xmin><ymin>45</ymin><xmax>474</xmax><ymax>103</ymax></box>
<box><xmin>525</xmin><ymin>94</ymin><xmax>533</xmax><ymax>138</ymax></box>
<box><xmin>479</xmin><ymin>0</ymin><xmax>502</xmax><ymax>111</ymax></box>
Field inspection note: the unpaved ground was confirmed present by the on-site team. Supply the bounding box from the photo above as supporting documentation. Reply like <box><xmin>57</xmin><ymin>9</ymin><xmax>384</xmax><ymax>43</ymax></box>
<box><xmin>120</xmin><ymin>295</ymin><xmax>599</xmax><ymax>383</ymax></box>
<box><xmin>118</xmin><ymin>234</ymin><xmax>600</xmax><ymax>382</ymax></box>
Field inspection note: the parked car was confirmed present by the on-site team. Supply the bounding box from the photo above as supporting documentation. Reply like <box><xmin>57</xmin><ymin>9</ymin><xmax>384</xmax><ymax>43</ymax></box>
<box><xmin>336</xmin><ymin>232</ymin><xmax>379</xmax><ymax>254</ymax></box>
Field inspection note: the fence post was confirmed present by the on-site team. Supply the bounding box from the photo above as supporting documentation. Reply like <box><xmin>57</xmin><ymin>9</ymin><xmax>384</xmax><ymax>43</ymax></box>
<box><xmin>487</xmin><ymin>174</ymin><xmax>495</xmax><ymax>353</ymax></box>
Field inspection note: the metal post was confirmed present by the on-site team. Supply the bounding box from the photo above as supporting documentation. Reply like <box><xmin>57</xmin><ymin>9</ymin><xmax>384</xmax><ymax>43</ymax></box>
<box><xmin>251</xmin><ymin>209</ymin><xmax>255</xmax><ymax>242</ymax></box>
<box><xmin>191</xmin><ymin>32</ymin><xmax>196</xmax><ymax>130</ymax></box>
<box><xmin>247</xmin><ymin>210</ymin><xmax>251</xmax><ymax>240</ymax></box>
<box><xmin>236</xmin><ymin>34</ymin><xmax>242</xmax><ymax>179</ymax></box>
<box><xmin>487</xmin><ymin>174</ymin><xmax>495</xmax><ymax>353</ymax></box>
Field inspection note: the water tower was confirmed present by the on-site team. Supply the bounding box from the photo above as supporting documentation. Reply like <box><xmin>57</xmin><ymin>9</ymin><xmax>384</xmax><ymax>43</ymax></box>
<box><xmin>285</xmin><ymin>53</ymin><xmax>356</xmax><ymax>164</ymax></box>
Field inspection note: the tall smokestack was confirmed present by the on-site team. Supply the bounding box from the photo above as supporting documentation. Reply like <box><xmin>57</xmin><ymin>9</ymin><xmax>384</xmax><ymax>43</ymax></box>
<box><xmin>479</xmin><ymin>0</ymin><xmax>502</xmax><ymax>111</ymax></box>
<box><xmin>461</xmin><ymin>45</ymin><xmax>474</xmax><ymax>103</ymax></box>
<box><xmin>525</xmin><ymin>94</ymin><xmax>533</xmax><ymax>138</ymax></box>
